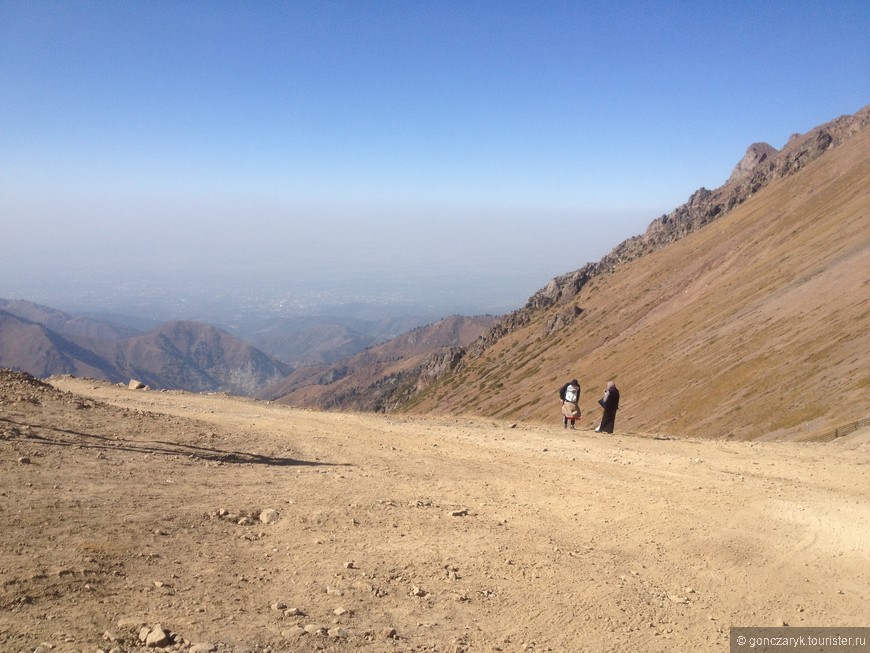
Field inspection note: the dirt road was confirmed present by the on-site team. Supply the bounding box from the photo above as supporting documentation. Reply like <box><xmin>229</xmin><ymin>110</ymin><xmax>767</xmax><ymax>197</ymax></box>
<box><xmin>1</xmin><ymin>372</ymin><xmax>867</xmax><ymax>652</ymax></box>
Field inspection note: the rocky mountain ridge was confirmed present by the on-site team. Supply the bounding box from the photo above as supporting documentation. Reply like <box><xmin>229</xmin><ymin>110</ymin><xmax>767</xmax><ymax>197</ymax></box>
<box><xmin>261</xmin><ymin>105</ymin><xmax>870</xmax><ymax>422</ymax></box>
<box><xmin>396</xmin><ymin>106</ymin><xmax>869</xmax><ymax>439</ymax></box>
<box><xmin>461</xmin><ymin>104</ymin><xmax>870</xmax><ymax>360</ymax></box>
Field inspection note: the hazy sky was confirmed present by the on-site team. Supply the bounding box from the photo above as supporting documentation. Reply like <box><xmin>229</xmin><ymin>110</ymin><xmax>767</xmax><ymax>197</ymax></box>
<box><xmin>1</xmin><ymin>1</ymin><xmax>868</xmax><ymax>316</ymax></box>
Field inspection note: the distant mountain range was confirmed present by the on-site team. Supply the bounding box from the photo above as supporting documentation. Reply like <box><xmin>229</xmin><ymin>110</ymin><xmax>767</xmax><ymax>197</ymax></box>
<box><xmin>0</xmin><ymin>298</ymin><xmax>493</xmax><ymax>396</ymax></box>
<box><xmin>0</xmin><ymin>303</ymin><xmax>290</xmax><ymax>395</ymax></box>
<box><xmin>257</xmin><ymin>314</ymin><xmax>497</xmax><ymax>410</ymax></box>
<box><xmin>228</xmin><ymin>313</ymin><xmax>443</xmax><ymax>366</ymax></box>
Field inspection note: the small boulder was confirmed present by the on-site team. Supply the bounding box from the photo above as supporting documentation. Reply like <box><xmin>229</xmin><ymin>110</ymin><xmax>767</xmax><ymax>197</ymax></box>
<box><xmin>144</xmin><ymin>624</ymin><xmax>170</xmax><ymax>648</ymax></box>
<box><xmin>260</xmin><ymin>508</ymin><xmax>279</xmax><ymax>524</ymax></box>
<box><xmin>189</xmin><ymin>644</ymin><xmax>217</xmax><ymax>653</ymax></box>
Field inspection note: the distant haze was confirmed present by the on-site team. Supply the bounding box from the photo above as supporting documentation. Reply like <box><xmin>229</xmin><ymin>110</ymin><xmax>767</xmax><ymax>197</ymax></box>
<box><xmin>2</xmin><ymin>194</ymin><xmax>654</xmax><ymax>319</ymax></box>
<box><xmin>1</xmin><ymin>2</ymin><xmax>867</xmax><ymax>322</ymax></box>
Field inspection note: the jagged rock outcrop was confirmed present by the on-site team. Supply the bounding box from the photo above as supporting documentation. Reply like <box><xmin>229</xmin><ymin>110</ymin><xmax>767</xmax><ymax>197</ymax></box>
<box><xmin>460</xmin><ymin>104</ymin><xmax>870</xmax><ymax>364</ymax></box>
<box><xmin>374</xmin><ymin>347</ymin><xmax>465</xmax><ymax>412</ymax></box>
<box><xmin>727</xmin><ymin>142</ymin><xmax>778</xmax><ymax>184</ymax></box>
<box><xmin>288</xmin><ymin>347</ymin><xmax>465</xmax><ymax>414</ymax></box>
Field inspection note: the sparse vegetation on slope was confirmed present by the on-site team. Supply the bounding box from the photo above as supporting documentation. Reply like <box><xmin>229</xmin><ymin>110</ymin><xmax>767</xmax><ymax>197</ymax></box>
<box><xmin>401</xmin><ymin>106</ymin><xmax>870</xmax><ymax>440</ymax></box>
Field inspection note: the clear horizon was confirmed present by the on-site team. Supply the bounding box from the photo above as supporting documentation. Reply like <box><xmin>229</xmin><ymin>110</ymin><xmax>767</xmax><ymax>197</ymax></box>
<box><xmin>1</xmin><ymin>1</ymin><xmax>868</xmax><ymax>319</ymax></box>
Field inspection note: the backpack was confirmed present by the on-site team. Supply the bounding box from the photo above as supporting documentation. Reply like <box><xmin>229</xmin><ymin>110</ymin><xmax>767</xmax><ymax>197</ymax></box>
<box><xmin>564</xmin><ymin>384</ymin><xmax>579</xmax><ymax>403</ymax></box>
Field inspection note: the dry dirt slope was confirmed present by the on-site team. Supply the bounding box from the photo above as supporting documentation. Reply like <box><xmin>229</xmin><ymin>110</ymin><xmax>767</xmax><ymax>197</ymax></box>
<box><xmin>406</xmin><ymin>120</ymin><xmax>870</xmax><ymax>440</ymax></box>
<box><xmin>1</xmin><ymin>371</ymin><xmax>868</xmax><ymax>653</ymax></box>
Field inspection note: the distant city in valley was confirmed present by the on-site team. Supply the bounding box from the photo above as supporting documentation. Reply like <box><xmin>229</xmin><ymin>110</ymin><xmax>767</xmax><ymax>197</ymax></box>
<box><xmin>2</xmin><ymin>262</ymin><xmax>553</xmax><ymax>332</ymax></box>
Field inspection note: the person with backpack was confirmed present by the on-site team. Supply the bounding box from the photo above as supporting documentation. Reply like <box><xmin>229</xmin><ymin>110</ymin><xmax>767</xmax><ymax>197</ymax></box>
<box><xmin>595</xmin><ymin>381</ymin><xmax>620</xmax><ymax>433</ymax></box>
<box><xmin>559</xmin><ymin>379</ymin><xmax>581</xmax><ymax>429</ymax></box>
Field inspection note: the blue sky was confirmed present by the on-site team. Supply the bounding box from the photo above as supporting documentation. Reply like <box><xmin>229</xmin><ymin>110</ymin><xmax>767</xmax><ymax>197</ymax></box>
<box><xmin>1</xmin><ymin>1</ymin><xmax>868</xmax><ymax>317</ymax></box>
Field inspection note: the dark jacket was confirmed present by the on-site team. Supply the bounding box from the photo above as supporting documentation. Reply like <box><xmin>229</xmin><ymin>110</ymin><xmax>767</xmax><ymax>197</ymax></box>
<box><xmin>599</xmin><ymin>386</ymin><xmax>620</xmax><ymax>411</ymax></box>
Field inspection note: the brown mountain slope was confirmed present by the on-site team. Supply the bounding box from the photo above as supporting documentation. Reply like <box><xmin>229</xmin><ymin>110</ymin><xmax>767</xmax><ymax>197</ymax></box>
<box><xmin>98</xmin><ymin>320</ymin><xmax>292</xmax><ymax>395</ymax></box>
<box><xmin>461</xmin><ymin>105</ymin><xmax>870</xmax><ymax>355</ymax></box>
<box><xmin>0</xmin><ymin>298</ymin><xmax>141</xmax><ymax>340</ymax></box>
<box><xmin>0</xmin><ymin>312</ymin><xmax>291</xmax><ymax>396</ymax></box>
<box><xmin>239</xmin><ymin>314</ymin><xmax>429</xmax><ymax>366</ymax></box>
<box><xmin>403</xmin><ymin>117</ymin><xmax>870</xmax><ymax>440</ymax></box>
<box><xmin>247</xmin><ymin>320</ymin><xmax>375</xmax><ymax>366</ymax></box>
<box><xmin>260</xmin><ymin>314</ymin><xmax>496</xmax><ymax>410</ymax></box>
<box><xmin>0</xmin><ymin>310</ymin><xmax>124</xmax><ymax>380</ymax></box>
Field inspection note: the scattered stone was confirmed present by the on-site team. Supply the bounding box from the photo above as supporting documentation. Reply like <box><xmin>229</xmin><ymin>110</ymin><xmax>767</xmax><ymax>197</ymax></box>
<box><xmin>328</xmin><ymin>626</ymin><xmax>348</xmax><ymax>638</ymax></box>
<box><xmin>102</xmin><ymin>630</ymin><xmax>122</xmax><ymax>643</ymax></box>
<box><xmin>283</xmin><ymin>607</ymin><xmax>305</xmax><ymax>617</ymax></box>
<box><xmin>18</xmin><ymin>456</ymin><xmax>31</xmax><ymax>464</ymax></box>
<box><xmin>333</xmin><ymin>606</ymin><xmax>349</xmax><ymax>616</ymax></box>
<box><xmin>143</xmin><ymin>623</ymin><xmax>170</xmax><ymax>647</ymax></box>
<box><xmin>271</xmin><ymin>601</ymin><xmax>288</xmax><ymax>611</ymax></box>
<box><xmin>381</xmin><ymin>627</ymin><xmax>398</xmax><ymax>639</ymax></box>
<box><xmin>451</xmin><ymin>509</ymin><xmax>468</xmax><ymax>517</ymax></box>
<box><xmin>411</xmin><ymin>585</ymin><xmax>427</xmax><ymax>597</ymax></box>
<box><xmin>667</xmin><ymin>594</ymin><xmax>689</xmax><ymax>604</ymax></box>
<box><xmin>128</xmin><ymin>379</ymin><xmax>146</xmax><ymax>390</ymax></box>
<box><xmin>281</xmin><ymin>626</ymin><xmax>306</xmax><ymax>638</ymax></box>
<box><xmin>344</xmin><ymin>560</ymin><xmax>356</xmax><ymax>569</ymax></box>
<box><xmin>260</xmin><ymin>508</ymin><xmax>279</xmax><ymax>524</ymax></box>
<box><xmin>189</xmin><ymin>644</ymin><xmax>217</xmax><ymax>653</ymax></box>
<box><xmin>303</xmin><ymin>624</ymin><xmax>326</xmax><ymax>635</ymax></box>
<box><xmin>237</xmin><ymin>517</ymin><xmax>253</xmax><ymax>526</ymax></box>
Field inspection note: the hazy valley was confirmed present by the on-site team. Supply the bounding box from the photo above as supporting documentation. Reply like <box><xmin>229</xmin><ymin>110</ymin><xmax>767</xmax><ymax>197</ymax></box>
<box><xmin>256</xmin><ymin>104</ymin><xmax>870</xmax><ymax>441</ymax></box>
<box><xmin>1</xmin><ymin>105</ymin><xmax>869</xmax><ymax>653</ymax></box>
<box><xmin>2</xmin><ymin>105</ymin><xmax>868</xmax><ymax>442</ymax></box>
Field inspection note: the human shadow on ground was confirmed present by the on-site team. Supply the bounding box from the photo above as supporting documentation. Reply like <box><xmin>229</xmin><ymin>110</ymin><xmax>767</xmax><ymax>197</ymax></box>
<box><xmin>0</xmin><ymin>416</ymin><xmax>343</xmax><ymax>467</ymax></box>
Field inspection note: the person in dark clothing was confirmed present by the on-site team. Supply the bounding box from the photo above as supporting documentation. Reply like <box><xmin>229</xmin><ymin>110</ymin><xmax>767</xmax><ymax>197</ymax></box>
<box><xmin>559</xmin><ymin>379</ymin><xmax>581</xmax><ymax>429</ymax></box>
<box><xmin>595</xmin><ymin>381</ymin><xmax>620</xmax><ymax>433</ymax></box>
